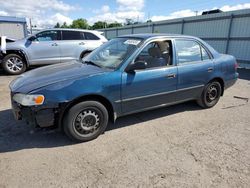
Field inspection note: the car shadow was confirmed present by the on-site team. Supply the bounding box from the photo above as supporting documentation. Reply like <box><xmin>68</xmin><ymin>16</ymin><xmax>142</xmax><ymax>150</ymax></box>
<box><xmin>0</xmin><ymin>101</ymin><xmax>201</xmax><ymax>153</ymax></box>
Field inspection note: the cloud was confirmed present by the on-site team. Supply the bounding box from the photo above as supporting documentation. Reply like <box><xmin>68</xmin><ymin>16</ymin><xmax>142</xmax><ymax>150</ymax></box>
<box><xmin>0</xmin><ymin>0</ymin><xmax>76</xmax><ymax>27</ymax></box>
<box><xmin>34</xmin><ymin>13</ymin><xmax>73</xmax><ymax>27</ymax></box>
<box><xmin>101</xmin><ymin>5</ymin><xmax>110</xmax><ymax>13</ymax></box>
<box><xmin>151</xmin><ymin>9</ymin><xmax>196</xmax><ymax>22</ymax></box>
<box><xmin>89</xmin><ymin>11</ymin><xmax>144</xmax><ymax>24</ymax></box>
<box><xmin>151</xmin><ymin>3</ymin><xmax>250</xmax><ymax>22</ymax></box>
<box><xmin>220</xmin><ymin>3</ymin><xmax>250</xmax><ymax>12</ymax></box>
<box><xmin>93</xmin><ymin>5</ymin><xmax>110</xmax><ymax>14</ymax></box>
<box><xmin>89</xmin><ymin>0</ymin><xmax>145</xmax><ymax>24</ymax></box>
<box><xmin>117</xmin><ymin>0</ymin><xmax>144</xmax><ymax>11</ymax></box>
<box><xmin>0</xmin><ymin>10</ymin><xmax>9</xmax><ymax>16</ymax></box>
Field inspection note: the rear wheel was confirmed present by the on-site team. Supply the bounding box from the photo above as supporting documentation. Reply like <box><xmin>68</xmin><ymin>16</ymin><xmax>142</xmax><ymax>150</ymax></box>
<box><xmin>2</xmin><ymin>54</ymin><xmax>27</xmax><ymax>75</ymax></box>
<box><xmin>197</xmin><ymin>81</ymin><xmax>222</xmax><ymax>108</ymax></box>
<box><xmin>63</xmin><ymin>101</ymin><xmax>109</xmax><ymax>142</ymax></box>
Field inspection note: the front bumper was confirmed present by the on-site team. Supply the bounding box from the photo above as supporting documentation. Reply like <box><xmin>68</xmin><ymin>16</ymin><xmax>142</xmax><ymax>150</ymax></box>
<box><xmin>11</xmin><ymin>93</ymin><xmax>58</xmax><ymax>128</ymax></box>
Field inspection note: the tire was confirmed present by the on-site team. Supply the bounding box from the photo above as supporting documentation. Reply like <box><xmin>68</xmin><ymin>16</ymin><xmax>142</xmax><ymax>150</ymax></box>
<box><xmin>2</xmin><ymin>54</ymin><xmax>27</xmax><ymax>75</ymax></box>
<box><xmin>197</xmin><ymin>81</ymin><xmax>222</xmax><ymax>108</ymax></box>
<box><xmin>63</xmin><ymin>101</ymin><xmax>109</xmax><ymax>142</ymax></box>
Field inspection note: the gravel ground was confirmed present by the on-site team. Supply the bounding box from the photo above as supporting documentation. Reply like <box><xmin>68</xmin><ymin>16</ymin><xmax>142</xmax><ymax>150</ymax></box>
<box><xmin>0</xmin><ymin>69</ymin><xmax>250</xmax><ymax>188</ymax></box>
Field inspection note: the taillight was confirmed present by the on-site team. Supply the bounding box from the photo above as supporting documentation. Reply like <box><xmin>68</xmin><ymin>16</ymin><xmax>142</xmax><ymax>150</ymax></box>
<box><xmin>234</xmin><ymin>61</ymin><xmax>238</xmax><ymax>70</ymax></box>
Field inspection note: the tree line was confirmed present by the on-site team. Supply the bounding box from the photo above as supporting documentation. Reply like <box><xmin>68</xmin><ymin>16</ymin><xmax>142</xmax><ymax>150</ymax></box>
<box><xmin>54</xmin><ymin>19</ymin><xmax>123</xmax><ymax>30</ymax></box>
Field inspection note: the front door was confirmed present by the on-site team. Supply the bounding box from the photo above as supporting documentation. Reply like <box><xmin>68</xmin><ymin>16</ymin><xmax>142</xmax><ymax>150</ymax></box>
<box><xmin>121</xmin><ymin>40</ymin><xmax>177</xmax><ymax>114</ymax></box>
<box><xmin>27</xmin><ymin>30</ymin><xmax>61</xmax><ymax>65</ymax></box>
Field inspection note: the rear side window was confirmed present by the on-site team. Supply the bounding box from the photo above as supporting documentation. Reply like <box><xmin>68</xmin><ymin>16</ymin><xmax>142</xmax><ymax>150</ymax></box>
<box><xmin>175</xmin><ymin>40</ymin><xmax>201</xmax><ymax>64</ymax></box>
<box><xmin>175</xmin><ymin>39</ymin><xmax>211</xmax><ymax>64</ymax></box>
<box><xmin>84</xmin><ymin>32</ymin><xmax>99</xmax><ymax>40</ymax></box>
<box><xmin>36</xmin><ymin>30</ymin><xmax>60</xmax><ymax>41</ymax></box>
<box><xmin>62</xmin><ymin>31</ymin><xmax>84</xmax><ymax>40</ymax></box>
<box><xmin>201</xmin><ymin>46</ymin><xmax>210</xmax><ymax>60</ymax></box>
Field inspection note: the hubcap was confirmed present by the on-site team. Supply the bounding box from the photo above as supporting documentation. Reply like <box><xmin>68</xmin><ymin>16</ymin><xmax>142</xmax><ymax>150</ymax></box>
<box><xmin>6</xmin><ymin>57</ymin><xmax>24</xmax><ymax>72</ymax></box>
<box><xmin>206</xmin><ymin>85</ymin><xmax>218</xmax><ymax>103</ymax></box>
<box><xmin>74</xmin><ymin>109</ymin><xmax>100</xmax><ymax>135</ymax></box>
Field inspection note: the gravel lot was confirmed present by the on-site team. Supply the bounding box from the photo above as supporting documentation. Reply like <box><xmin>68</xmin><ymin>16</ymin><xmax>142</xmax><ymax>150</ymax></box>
<box><xmin>0</xmin><ymin>69</ymin><xmax>250</xmax><ymax>188</ymax></box>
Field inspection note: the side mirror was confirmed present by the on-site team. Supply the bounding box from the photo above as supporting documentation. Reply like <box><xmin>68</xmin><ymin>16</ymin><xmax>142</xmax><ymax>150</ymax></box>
<box><xmin>126</xmin><ymin>60</ymin><xmax>147</xmax><ymax>73</ymax></box>
<box><xmin>28</xmin><ymin>36</ymin><xmax>37</xmax><ymax>41</ymax></box>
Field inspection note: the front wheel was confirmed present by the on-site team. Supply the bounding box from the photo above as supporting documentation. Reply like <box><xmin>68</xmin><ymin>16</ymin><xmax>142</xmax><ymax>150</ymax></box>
<box><xmin>197</xmin><ymin>81</ymin><xmax>222</xmax><ymax>108</ymax></box>
<box><xmin>2</xmin><ymin>54</ymin><xmax>27</xmax><ymax>75</ymax></box>
<box><xmin>63</xmin><ymin>101</ymin><xmax>109</xmax><ymax>142</ymax></box>
<box><xmin>81</xmin><ymin>51</ymin><xmax>91</xmax><ymax>61</ymax></box>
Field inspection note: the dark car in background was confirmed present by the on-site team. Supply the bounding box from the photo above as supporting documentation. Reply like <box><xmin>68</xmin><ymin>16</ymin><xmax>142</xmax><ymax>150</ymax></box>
<box><xmin>9</xmin><ymin>34</ymin><xmax>238</xmax><ymax>142</ymax></box>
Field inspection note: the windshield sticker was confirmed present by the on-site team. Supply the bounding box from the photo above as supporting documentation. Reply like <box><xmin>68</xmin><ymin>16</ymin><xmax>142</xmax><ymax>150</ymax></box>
<box><xmin>124</xmin><ymin>39</ymin><xmax>141</xmax><ymax>45</ymax></box>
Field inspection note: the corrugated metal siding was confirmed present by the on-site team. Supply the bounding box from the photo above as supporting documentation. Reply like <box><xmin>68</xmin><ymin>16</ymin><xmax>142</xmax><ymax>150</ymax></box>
<box><xmin>204</xmin><ymin>40</ymin><xmax>227</xmax><ymax>54</ymax></box>
<box><xmin>228</xmin><ymin>41</ymin><xmax>250</xmax><ymax>61</ymax></box>
<box><xmin>118</xmin><ymin>28</ymin><xmax>131</xmax><ymax>35</ymax></box>
<box><xmin>184</xmin><ymin>19</ymin><xmax>229</xmax><ymax>37</ymax></box>
<box><xmin>100</xmin><ymin>9</ymin><xmax>250</xmax><ymax>65</ymax></box>
<box><xmin>154</xmin><ymin>24</ymin><xmax>182</xmax><ymax>34</ymax></box>
<box><xmin>133</xmin><ymin>26</ymin><xmax>152</xmax><ymax>34</ymax></box>
<box><xmin>0</xmin><ymin>22</ymin><xmax>25</xmax><ymax>39</ymax></box>
<box><xmin>106</xmin><ymin>30</ymin><xmax>117</xmax><ymax>39</ymax></box>
<box><xmin>230</xmin><ymin>17</ymin><xmax>250</xmax><ymax>37</ymax></box>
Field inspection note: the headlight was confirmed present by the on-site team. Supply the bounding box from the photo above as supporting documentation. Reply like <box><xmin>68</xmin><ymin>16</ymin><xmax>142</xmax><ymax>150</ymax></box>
<box><xmin>13</xmin><ymin>93</ymin><xmax>45</xmax><ymax>106</ymax></box>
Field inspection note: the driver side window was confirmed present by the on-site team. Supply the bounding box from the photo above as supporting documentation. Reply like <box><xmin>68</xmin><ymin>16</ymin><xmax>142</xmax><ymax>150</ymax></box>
<box><xmin>135</xmin><ymin>40</ymin><xmax>172</xmax><ymax>69</ymax></box>
<box><xmin>35</xmin><ymin>30</ymin><xmax>59</xmax><ymax>41</ymax></box>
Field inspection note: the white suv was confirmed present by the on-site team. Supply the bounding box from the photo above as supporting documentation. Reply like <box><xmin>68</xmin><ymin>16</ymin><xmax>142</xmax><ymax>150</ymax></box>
<box><xmin>0</xmin><ymin>28</ymin><xmax>107</xmax><ymax>75</ymax></box>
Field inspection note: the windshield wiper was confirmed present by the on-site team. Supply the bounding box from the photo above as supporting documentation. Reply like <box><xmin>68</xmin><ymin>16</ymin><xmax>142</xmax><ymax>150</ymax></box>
<box><xmin>83</xmin><ymin>61</ymin><xmax>102</xmax><ymax>68</ymax></box>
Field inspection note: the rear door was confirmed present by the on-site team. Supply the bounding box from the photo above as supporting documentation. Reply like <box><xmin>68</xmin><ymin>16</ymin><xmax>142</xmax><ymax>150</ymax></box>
<box><xmin>174</xmin><ymin>39</ymin><xmax>214</xmax><ymax>101</ymax></box>
<box><xmin>82</xmin><ymin>32</ymin><xmax>103</xmax><ymax>50</ymax></box>
<box><xmin>59</xmin><ymin>30</ymin><xmax>85</xmax><ymax>62</ymax></box>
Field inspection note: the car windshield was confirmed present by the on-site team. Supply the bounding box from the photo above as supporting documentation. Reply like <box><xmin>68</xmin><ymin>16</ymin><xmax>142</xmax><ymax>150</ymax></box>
<box><xmin>83</xmin><ymin>37</ymin><xmax>142</xmax><ymax>69</ymax></box>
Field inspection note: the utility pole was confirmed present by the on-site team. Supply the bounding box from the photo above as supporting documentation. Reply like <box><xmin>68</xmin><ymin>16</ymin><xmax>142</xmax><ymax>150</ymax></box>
<box><xmin>29</xmin><ymin>18</ymin><xmax>32</xmax><ymax>34</ymax></box>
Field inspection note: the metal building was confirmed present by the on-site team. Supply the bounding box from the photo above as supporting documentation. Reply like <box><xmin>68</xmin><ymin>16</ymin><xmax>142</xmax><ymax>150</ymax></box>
<box><xmin>0</xmin><ymin>16</ymin><xmax>27</xmax><ymax>39</ymax></box>
<box><xmin>100</xmin><ymin>9</ymin><xmax>250</xmax><ymax>67</ymax></box>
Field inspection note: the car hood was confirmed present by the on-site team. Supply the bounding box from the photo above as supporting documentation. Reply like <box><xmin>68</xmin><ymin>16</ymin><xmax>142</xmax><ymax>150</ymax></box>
<box><xmin>10</xmin><ymin>61</ymin><xmax>109</xmax><ymax>93</ymax></box>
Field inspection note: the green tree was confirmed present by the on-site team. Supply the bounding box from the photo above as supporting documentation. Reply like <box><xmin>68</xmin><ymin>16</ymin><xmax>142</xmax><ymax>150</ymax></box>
<box><xmin>61</xmin><ymin>22</ymin><xmax>69</xmax><ymax>28</ymax></box>
<box><xmin>108</xmin><ymin>22</ymin><xmax>122</xmax><ymax>28</ymax></box>
<box><xmin>92</xmin><ymin>21</ymin><xmax>107</xmax><ymax>30</ymax></box>
<box><xmin>54</xmin><ymin>22</ymin><xmax>61</xmax><ymax>28</ymax></box>
<box><xmin>70</xmin><ymin>18</ymin><xmax>89</xmax><ymax>29</ymax></box>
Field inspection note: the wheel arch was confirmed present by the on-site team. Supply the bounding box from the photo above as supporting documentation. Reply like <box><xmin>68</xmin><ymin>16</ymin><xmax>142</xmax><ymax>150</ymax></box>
<box><xmin>80</xmin><ymin>50</ymin><xmax>92</xmax><ymax>59</ymax></box>
<box><xmin>58</xmin><ymin>94</ymin><xmax>115</xmax><ymax>128</ymax></box>
<box><xmin>208</xmin><ymin>77</ymin><xmax>225</xmax><ymax>96</ymax></box>
<box><xmin>2</xmin><ymin>49</ymin><xmax>29</xmax><ymax>66</ymax></box>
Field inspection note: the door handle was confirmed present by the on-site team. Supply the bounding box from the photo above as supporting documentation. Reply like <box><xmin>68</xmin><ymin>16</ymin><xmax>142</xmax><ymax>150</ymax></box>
<box><xmin>167</xmin><ymin>73</ymin><xmax>176</xmax><ymax>78</ymax></box>
<box><xmin>51</xmin><ymin>43</ymin><xmax>58</xmax><ymax>46</ymax></box>
<box><xmin>207</xmin><ymin>67</ymin><xmax>213</xmax><ymax>72</ymax></box>
<box><xmin>79</xmin><ymin>42</ymin><xmax>85</xmax><ymax>45</ymax></box>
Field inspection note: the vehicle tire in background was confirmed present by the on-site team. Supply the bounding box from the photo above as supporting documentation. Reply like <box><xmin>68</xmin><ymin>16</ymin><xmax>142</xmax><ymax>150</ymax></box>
<box><xmin>63</xmin><ymin>101</ymin><xmax>109</xmax><ymax>142</ymax></box>
<box><xmin>197</xmin><ymin>81</ymin><xmax>222</xmax><ymax>108</ymax></box>
<box><xmin>2</xmin><ymin>54</ymin><xmax>27</xmax><ymax>75</ymax></box>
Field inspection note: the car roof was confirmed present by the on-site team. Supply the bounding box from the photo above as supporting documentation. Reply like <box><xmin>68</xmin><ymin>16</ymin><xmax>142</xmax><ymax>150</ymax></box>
<box><xmin>38</xmin><ymin>28</ymin><xmax>102</xmax><ymax>33</ymax></box>
<box><xmin>118</xmin><ymin>33</ymin><xmax>199</xmax><ymax>40</ymax></box>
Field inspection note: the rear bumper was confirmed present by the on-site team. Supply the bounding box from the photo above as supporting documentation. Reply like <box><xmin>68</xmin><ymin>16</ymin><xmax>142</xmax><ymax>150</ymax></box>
<box><xmin>225</xmin><ymin>73</ymin><xmax>239</xmax><ymax>90</ymax></box>
<box><xmin>11</xmin><ymin>96</ymin><xmax>58</xmax><ymax>128</ymax></box>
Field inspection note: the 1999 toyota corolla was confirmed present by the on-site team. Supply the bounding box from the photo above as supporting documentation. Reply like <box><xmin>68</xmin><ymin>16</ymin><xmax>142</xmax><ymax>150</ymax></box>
<box><xmin>10</xmin><ymin>34</ymin><xmax>238</xmax><ymax>142</ymax></box>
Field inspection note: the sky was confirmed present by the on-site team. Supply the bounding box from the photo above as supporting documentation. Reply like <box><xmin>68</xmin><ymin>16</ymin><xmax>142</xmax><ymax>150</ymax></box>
<box><xmin>0</xmin><ymin>0</ymin><xmax>250</xmax><ymax>28</ymax></box>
